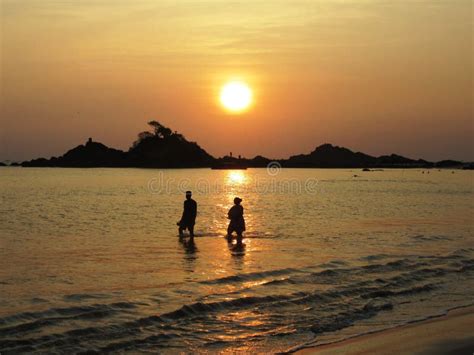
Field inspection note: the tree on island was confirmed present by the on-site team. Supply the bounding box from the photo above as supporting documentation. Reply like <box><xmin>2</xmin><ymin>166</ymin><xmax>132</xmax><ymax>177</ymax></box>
<box><xmin>148</xmin><ymin>120</ymin><xmax>172</xmax><ymax>138</ymax></box>
<box><xmin>128</xmin><ymin>121</ymin><xmax>214</xmax><ymax>167</ymax></box>
<box><xmin>133</xmin><ymin>131</ymin><xmax>154</xmax><ymax>148</ymax></box>
<box><xmin>133</xmin><ymin>120</ymin><xmax>184</xmax><ymax>148</ymax></box>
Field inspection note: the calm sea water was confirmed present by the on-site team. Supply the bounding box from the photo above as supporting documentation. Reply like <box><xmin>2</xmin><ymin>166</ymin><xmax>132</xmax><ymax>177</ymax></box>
<box><xmin>1</xmin><ymin>167</ymin><xmax>473</xmax><ymax>353</ymax></box>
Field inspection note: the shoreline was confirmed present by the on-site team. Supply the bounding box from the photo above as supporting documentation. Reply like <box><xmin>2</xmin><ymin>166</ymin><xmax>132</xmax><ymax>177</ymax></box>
<box><xmin>295</xmin><ymin>305</ymin><xmax>474</xmax><ymax>354</ymax></box>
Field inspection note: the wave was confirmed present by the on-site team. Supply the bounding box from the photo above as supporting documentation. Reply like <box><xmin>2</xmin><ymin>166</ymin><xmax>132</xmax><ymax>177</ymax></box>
<box><xmin>0</xmin><ymin>276</ymin><xmax>439</xmax><ymax>353</ymax></box>
<box><xmin>200</xmin><ymin>267</ymin><xmax>300</xmax><ymax>285</ymax></box>
<box><xmin>63</xmin><ymin>293</ymin><xmax>113</xmax><ymax>302</ymax></box>
<box><xmin>1</xmin><ymin>250</ymin><xmax>473</xmax><ymax>353</ymax></box>
<box><xmin>0</xmin><ymin>302</ymin><xmax>137</xmax><ymax>334</ymax></box>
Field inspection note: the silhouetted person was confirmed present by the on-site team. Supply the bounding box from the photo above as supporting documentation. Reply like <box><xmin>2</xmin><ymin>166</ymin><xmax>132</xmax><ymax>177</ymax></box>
<box><xmin>227</xmin><ymin>197</ymin><xmax>245</xmax><ymax>241</ymax></box>
<box><xmin>177</xmin><ymin>191</ymin><xmax>197</xmax><ymax>238</ymax></box>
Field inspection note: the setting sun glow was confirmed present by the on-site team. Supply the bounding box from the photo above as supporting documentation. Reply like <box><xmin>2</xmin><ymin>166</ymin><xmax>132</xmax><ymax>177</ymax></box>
<box><xmin>227</xmin><ymin>171</ymin><xmax>246</xmax><ymax>184</ymax></box>
<box><xmin>219</xmin><ymin>81</ymin><xmax>253</xmax><ymax>113</ymax></box>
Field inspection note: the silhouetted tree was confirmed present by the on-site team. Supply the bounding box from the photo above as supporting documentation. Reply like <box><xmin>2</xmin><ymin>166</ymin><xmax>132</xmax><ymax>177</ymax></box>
<box><xmin>147</xmin><ymin>120</ymin><xmax>161</xmax><ymax>135</ymax></box>
<box><xmin>148</xmin><ymin>120</ymin><xmax>172</xmax><ymax>138</ymax></box>
<box><xmin>139</xmin><ymin>131</ymin><xmax>154</xmax><ymax>141</ymax></box>
<box><xmin>132</xmin><ymin>131</ymin><xmax>154</xmax><ymax>148</ymax></box>
<box><xmin>160</xmin><ymin>126</ymin><xmax>172</xmax><ymax>138</ymax></box>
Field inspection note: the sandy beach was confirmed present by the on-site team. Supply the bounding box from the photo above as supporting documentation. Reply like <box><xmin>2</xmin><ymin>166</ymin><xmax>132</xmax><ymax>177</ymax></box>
<box><xmin>296</xmin><ymin>306</ymin><xmax>474</xmax><ymax>355</ymax></box>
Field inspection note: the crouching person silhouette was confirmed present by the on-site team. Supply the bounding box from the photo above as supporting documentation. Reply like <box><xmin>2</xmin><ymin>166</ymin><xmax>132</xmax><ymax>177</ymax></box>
<box><xmin>227</xmin><ymin>197</ymin><xmax>245</xmax><ymax>241</ymax></box>
<box><xmin>177</xmin><ymin>191</ymin><xmax>197</xmax><ymax>238</ymax></box>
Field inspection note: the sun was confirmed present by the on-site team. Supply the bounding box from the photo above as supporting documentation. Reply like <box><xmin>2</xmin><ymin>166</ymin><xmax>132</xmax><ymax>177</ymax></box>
<box><xmin>220</xmin><ymin>81</ymin><xmax>253</xmax><ymax>113</ymax></box>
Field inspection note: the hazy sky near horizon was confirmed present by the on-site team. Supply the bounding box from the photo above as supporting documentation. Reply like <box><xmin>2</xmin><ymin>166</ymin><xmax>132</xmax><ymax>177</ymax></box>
<box><xmin>1</xmin><ymin>0</ymin><xmax>472</xmax><ymax>161</ymax></box>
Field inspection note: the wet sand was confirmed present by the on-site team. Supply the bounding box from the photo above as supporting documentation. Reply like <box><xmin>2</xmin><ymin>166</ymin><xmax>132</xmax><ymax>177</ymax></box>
<box><xmin>296</xmin><ymin>306</ymin><xmax>474</xmax><ymax>355</ymax></box>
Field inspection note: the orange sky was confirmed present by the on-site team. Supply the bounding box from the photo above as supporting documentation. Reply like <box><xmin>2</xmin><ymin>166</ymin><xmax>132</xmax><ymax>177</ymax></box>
<box><xmin>1</xmin><ymin>1</ymin><xmax>472</xmax><ymax>162</ymax></box>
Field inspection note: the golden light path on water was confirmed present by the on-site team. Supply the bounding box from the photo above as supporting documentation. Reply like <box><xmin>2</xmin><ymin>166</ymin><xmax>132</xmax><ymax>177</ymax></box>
<box><xmin>227</xmin><ymin>170</ymin><xmax>246</xmax><ymax>185</ymax></box>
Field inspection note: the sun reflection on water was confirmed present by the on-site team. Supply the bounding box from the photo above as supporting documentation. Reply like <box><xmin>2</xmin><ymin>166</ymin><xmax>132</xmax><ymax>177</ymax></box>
<box><xmin>216</xmin><ymin>309</ymin><xmax>266</xmax><ymax>336</ymax></box>
<box><xmin>227</xmin><ymin>170</ymin><xmax>246</xmax><ymax>184</ymax></box>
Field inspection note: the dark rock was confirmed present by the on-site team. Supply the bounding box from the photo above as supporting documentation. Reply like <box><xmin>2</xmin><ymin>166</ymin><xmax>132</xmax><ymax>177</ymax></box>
<box><xmin>286</xmin><ymin>144</ymin><xmax>376</xmax><ymax>168</ymax></box>
<box><xmin>23</xmin><ymin>121</ymin><xmax>214</xmax><ymax>168</ymax></box>
<box><xmin>23</xmin><ymin>141</ymin><xmax>127</xmax><ymax>167</ymax></box>
<box><xmin>20</xmin><ymin>121</ymin><xmax>465</xmax><ymax>169</ymax></box>
<box><xmin>435</xmin><ymin>160</ymin><xmax>463</xmax><ymax>168</ymax></box>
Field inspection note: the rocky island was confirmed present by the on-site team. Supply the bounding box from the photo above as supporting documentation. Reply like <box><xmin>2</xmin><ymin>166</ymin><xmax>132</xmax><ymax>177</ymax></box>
<box><xmin>20</xmin><ymin>121</ymin><xmax>467</xmax><ymax>169</ymax></box>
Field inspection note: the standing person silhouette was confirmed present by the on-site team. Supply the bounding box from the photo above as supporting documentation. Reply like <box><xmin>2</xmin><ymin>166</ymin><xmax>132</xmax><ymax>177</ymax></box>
<box><xmin>227</xmin><ymin>197</ymin><xmax>245</xmax><ymax>241</ymax></box>
<box><xmin>177</xmin><ymin>191</ymin><xmax>197</xmax><ymax>238</ymax></box>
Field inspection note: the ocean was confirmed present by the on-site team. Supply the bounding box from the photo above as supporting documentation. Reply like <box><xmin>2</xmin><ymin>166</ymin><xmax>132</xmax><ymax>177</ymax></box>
<box><xmin>1</xmin><ymin>167</ymin><xmax>473</xmax><ymax>353</ymax></box>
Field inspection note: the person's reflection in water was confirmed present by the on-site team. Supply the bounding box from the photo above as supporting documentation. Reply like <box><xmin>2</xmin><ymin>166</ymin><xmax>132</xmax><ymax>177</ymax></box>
<box><xmin>179</xmin><ymin>236</ymin><xmax>198</xmax><ymax>274</ymax></box>
<box><xmin>227</xmin><ymin>237</ymin><xmax>245</xmax><ymax>270</ymax></box>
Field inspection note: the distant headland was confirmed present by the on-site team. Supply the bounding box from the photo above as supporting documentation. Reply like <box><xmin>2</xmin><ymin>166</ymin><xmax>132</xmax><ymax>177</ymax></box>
<box><xmin>13</xmin><ymin>121</ymin><xmax>472</xmax><ymax>169</ymax></box>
